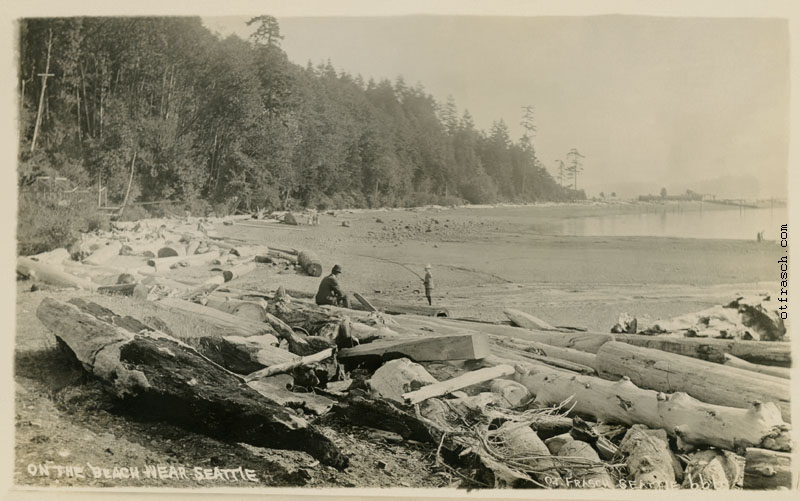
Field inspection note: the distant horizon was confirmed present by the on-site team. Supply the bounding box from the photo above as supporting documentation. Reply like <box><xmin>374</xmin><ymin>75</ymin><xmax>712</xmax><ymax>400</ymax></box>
<box><xmin>203</xmin><ymin>14</ymin><xmax>789</xmax><ymax>200</ymax></box>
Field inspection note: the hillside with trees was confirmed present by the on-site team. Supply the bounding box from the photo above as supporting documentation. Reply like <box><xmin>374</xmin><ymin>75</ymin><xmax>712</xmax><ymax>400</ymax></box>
<box><xmin>18</xmin><ymin>16</ymin><xmax>584</xmax><ymax>217</ymax></box>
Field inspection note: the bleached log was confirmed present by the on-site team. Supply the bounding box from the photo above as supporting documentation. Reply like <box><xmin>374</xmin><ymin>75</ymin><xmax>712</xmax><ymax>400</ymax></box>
<box><xmin>223</xmin><ymin>261</ymin><xmax>257</xmax><ymax>282</ymax></box>
<box><xmin>489</xmin><ymin>421</ymin><xmax>563</xmax><ymax>487</ymax></box>
<box><xmin>723</xmin><ymin>353</ymin><xmax>790</xmax><ymax>379</ymax></box>
<box><xmin>151</xmin><ymin>297</ymin><xmax>277</xmax><ymax>338</ymax></box>
<box><xmin>185</xmin><ymin>240</ymin><xmax>200</xmax><ymax>256</ymax></box>
<box><xmin>557</xmin><ymin>439</ymin><xmax>615</xmax><ymax>489</ymax></box>
<box><xmin>492</xmin><ymin>345</ymin><xmax>596</xmax><ymax>375</ymax></box>
<box><xmin>681</xmin><ymin>449</ymin><xmax>742</xmax><ymax>489</ymax></box>
<box><xmin>618</xmin><ymin>425</ymin><xmax>680</xmax><ymax>489</ymax></box>
<box><xmin>490</xmin><ymin>379</ymin><xmax>532</xmax><ymax>408</ymax></box>
<box><xmin>612</xmin><ymin>333</ymin><xmax>791</xmax><ymax>366</ymax></box>
<box><xmin>31</xmin><ymin>247</ymin><xmax>71</xmax><ymax>264</ymax></box>
<box><xmin>743</xmin><ymin>448</ymin><xmax>792</xmax><ymax>489</ymax></box>
<box><xmin>146</xmin><ymin>249</ymin><xmax>221</xmax><ymax>269</ymax></box>
<box><xmin>515</xmin><ymin>364</ymin><xmax>791</xmax><ymax>452</ymax></box>
<box><xmin>490</xmin><ymin>336</ymin><xmax>598</xmax><ymax>370</ymax></box>
<box><xmin>596</xmin><ymin>341</ymin><xmax>791</xmax><ymax>422</ymax></box>
<box><xmin>83</xmin><ymin>241</ymin><xmax>123</xmax><ymax>265</ymax></box>
<box><xmin>402</xmin><ymin>364</ymin><xmax>514</xmax><ymax>404</ymax></box>
<box><xmin>244</xmin><ymin>348</ymin><xmax>333</xmax><ymax>381</ymax></box>
<box><xmin>504</xmin><ymin>308</ymin><xmax>556</xmax><ymax>330</ymax></box>
<box><xmin>16</xmin><ymin>257</ymin><xmax>97</xmax><ymax>291</ymax></box>
<box><xmin>202</xmin><ymin>296</ymin><xmax>267</xmax><ymax>322</ymax></box>
<box><xmin>248</xmin><ymin>376</ymin><xmax>335</xmax><ymax>416</ymax></box>
<box><xmin>35</xmin><ymin>297</ymin><xmax>346</xmax><ymax>468</ymax></box>
<box><xmin>440</xmin><ymin>319</ymin><xmax>614</xmax><ymax>352</ymax></box>
<box><xmin>368</xmin><ymin>358</ymin><xmax>439</xmax><ymax>403</ymax></box>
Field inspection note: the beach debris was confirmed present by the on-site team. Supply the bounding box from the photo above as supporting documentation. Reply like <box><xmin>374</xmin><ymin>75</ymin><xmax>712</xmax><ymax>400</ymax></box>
<box><xmin>743</xmin><ymin>448</ymin><xmax>792</xmax><ymax>489</ymax></box>
<box><xmin>339</xmin><ymin>333</ymin><xmax>491</xmax><ymax>362</ymax></box>
<box><xmin>610</xmin><ymin>312</ymin><xmax>637</xmax><ymax>334</ymax></box>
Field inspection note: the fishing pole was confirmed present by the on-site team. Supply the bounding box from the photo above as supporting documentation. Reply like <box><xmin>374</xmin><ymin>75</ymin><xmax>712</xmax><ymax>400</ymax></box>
<box><xmin>353</xmin><ymin>254</ymin><xmax>426</xmax><ymax>281</ymax></box>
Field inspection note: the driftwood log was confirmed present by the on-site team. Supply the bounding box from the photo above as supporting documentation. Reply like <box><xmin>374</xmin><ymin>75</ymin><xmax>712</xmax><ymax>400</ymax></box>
<box><xmin>35</xmin><ymin>297</ymin><xmax>346</xmax><ymax>468</ymax></box>
<box><xmin>151</xmin><ymin>297</ymin><xmax>278</xmax><ymax>338</ymax></box>
<box><xmin>513</xmin><ymin>362</ymin><xmax>791</xmax><ymax>452</ymax></box>
<box><xmin>596</xmin><ymin>341</ymin><xmax>791</xmax><ymax>422</ymax></box>
<box><xmin>743</xmin><ymin>448</ymin><xmax>792</xmax><ymax>489</ymax></box>
<box><xmin>297</xmin><ymin>250</ymin><xmax>323</xmax><ymax>277</ymax></box>
<box><xmin>618</xmin><ymin>425</ymin><xmax>681</xmax><ymax>489</ymax></box>
<box><xmin>17</xmin><ymin>257</ymin><xmax>97</xmax><ymax>291</ymax></box>
<box><xmin>722</xmin><ymin>353</ymin><xmax>791</xmax><ymax>379</ymax></box>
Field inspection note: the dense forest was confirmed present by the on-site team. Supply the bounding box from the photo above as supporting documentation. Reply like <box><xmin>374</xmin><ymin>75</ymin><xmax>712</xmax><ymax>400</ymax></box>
<box><xmin>18</xmin><ymin>16</ymin><xmax>585</xmax><ymax>214</ymax></box>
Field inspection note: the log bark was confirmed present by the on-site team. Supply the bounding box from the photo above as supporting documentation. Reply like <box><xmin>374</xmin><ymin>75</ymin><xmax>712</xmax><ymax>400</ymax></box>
<box><xmin>596</xmin><ymin>341</ymin><xmax>791</xmax><ymax>422</ymax></box>
<box><xmin>244</xmin><ymin>348</ymin><xmax>334</xmax><ymax>381</ymax></box>
<box><xmin>339</xmin><ymin>333</ymin><xmax>491</xmax><ymax>362</ymax></box>
<box><xmin>297</xmin><ymin>250</ymin><xmax>322</xmax><ymax>277</ymax></box>
<box><xmin>151</xmin><ymin>297</ymin><xmax>278</xmax><ymax>338</ymax></box>
<box><xmin>504</xmin><ymin>308</ymin><xmax>556</xmax><ymax>330</ymax></box>
<box><xmin>17</xmin><ymin>257</ymin><xmax>97</xmax><ymax>291</ymax></box>
<box><xmin>35</xmin><ymin>298</ymin><xmax>346</xmax><ymax>468</ymax></box>
<box><xmin>186</xmin><ymin>335</ymin><xmax>291</xmax><ymax>375</ymax></box>
<box><xmin>514</xmin><ymin>363</ymin><xmax>791</xmax><ymax>452</ymax></box>
<box><xmin>83</xmin><ymin>241</ymin><xmax>123</xmax><ymax>265</ymax></box>
<box><xmin>743</xmin><ymin>448</ymin><xmax>792</xmax><ymax>489</ymax></box>
<box><xmin>618</xmin><ymin>425</ymin><xmax>680</xmax><ymax>489</ymax></box>
<box><xmin>723</xmin><ymin>353</ymin><xmax>791</xmax><ymax>379</ymax></box>
<box><xmin>248</xmin><ymin>376</ymin><xmax>335</xmax><ymax>416</ymax></box>
<box><xmin>402</xmin><ymin>364</ymin><xmax>515</xmax><ymax>404</ymax></box>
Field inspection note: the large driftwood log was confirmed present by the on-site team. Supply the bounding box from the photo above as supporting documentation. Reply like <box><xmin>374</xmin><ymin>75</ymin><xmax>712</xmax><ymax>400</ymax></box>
<box><xmin>17</xmin><ymin>257</ymin><xmax>97</xmax><ymax>291</ymax></box>
<box><xmin>83</xmin><ymin>241</ymin><xmax>123</xmax><ymax>265</ymax></box>
<box><xmin>491</xmin><ymin>336</ymin><xmax>598</xmax><ymax>370</ymax></box>
<box><xmin>35</xmin><ymin>298</ymin><xmax>346</xmax><ymax>468</ymax></box>
<box><xmin>351</xmin><ymin>297</ymin><xmax>450</xmax><ymax>317</ymax></box>
<box><xmin>723</xmin><ymin>353</ymin><xmax>791</xmax><ymax>379</ymax></box>
<box><xmin>31</xmin><ymin>247</ymin><xmax>71</xmax><ymax>264</ymax></box>
<box><xmin>202</xmin><ymin>296</ymin><xmax>267</xmax><ymax>322</ymax></box>
<box><xmin>223</xmin><ymin>261</ymin><xmax>257</xmax><ymax>282</ymax></box>
<box><xmin>596</xmin><ymin>341</ymin><xmax>791</xmax><ymax>422</ymax></box>
<box><xmin>440</xmin><ymin>319</ymin><xmax>614</xmax><ymax>352</ymax></box>
<box><xmin>368</xmin><ymin>358</ymin><xmax>438</xmax><ymax>403</ymax></box>
<box><xmin>186</xmin><ymin>335</ymin><xmax>292</xmax><ymax>375</ymax></box>
<box><xmin>504</xmin><ymin>308</ymin><xmax>556</xmax><ymax>330</ymax></box>
<box><xmin>514</xmin><ymin>363</ymin><xmax>791</xmax><ymax>452</ymax></box>
<box><xmin>146</xmin><ymin>249</ymin><xmax>221</xmax><ymax>269</ymax></box>
<box><xmin>491</xmin><ymin>345</ymin><xmax>596</xmax><ymax>375</ymax></box>
<box><xmin>618</xmin><ymin>425</ymin><xmax>681</xmax><ymax>489</ymax></box>
<box><xmin>611</xmin><ymin>333</ymin><xmax>791</xmax><ymax>366</ymax></box>
<box><xmin>743</xmin><ymin>448</ymin><xmax>792</xmax><ymax>489</ymax></box>
<box><xmin>297</xmin><ymin>250</ymin><xmax>322</xmax><ymax>277</ymax></box>
<box><xmin>151</xmin><ymin>297</ymin><xmax>277</xmax><ymax>338</ymax></box>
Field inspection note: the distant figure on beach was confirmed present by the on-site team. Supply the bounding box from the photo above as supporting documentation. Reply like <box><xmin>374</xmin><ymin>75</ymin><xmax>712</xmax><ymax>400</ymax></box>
<box><xmin>757</xmin><ymin>230</ymin><xmax>764</xmax><ymax>243</ymax></box>
<box><xmin>423</xmin><ymin>264</ymin><xmax>434</xmax><ymax>306</ymax></box>
<box><xmin>315</xmin><ymin>264</ymin><xmax>351</xmax><ymax>308</ymax></box>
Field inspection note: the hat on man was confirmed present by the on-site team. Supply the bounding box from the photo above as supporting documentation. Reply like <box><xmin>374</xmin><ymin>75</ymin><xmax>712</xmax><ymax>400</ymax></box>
<box><xmin>425</xmin><ymin>264</ymin><xmax>432</xmax><ymax>270</ymax></box>
<box><xmin>332</xmin><ymin>264</ymin><xmax>343</xmax><ymax>274</ymax></box>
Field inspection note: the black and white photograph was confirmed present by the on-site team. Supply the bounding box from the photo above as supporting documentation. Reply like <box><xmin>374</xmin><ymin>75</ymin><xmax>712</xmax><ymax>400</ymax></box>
<box><xmin>3</xmin><ymin>0</ymin><xmax>797</xmax><ymax>497</ymax></box>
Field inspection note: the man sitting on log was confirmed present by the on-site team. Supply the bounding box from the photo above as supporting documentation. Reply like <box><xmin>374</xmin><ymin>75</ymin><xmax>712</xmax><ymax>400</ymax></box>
<box><xmin>315</xmin><ymin>264</ymin><xmax>351</xmax><ymax>308</ymax></box>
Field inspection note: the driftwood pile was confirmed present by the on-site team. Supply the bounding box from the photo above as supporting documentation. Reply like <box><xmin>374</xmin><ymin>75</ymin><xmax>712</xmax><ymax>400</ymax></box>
<box><xmin>21</xmin><ymin>216</ymin><xmax>793</xmax><ymax>489</ymax></box>
<box><xmin>32</xmin><ymin>287</ymin><xmax>792</xmax><ymax>489</ymax></box>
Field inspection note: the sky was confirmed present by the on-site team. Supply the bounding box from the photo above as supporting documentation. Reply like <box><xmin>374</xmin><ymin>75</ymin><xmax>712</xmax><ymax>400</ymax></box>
<box><xmin>202</xmin><ymin>13</ymin><xmax>789</xmax><ymax>199</ymax></box>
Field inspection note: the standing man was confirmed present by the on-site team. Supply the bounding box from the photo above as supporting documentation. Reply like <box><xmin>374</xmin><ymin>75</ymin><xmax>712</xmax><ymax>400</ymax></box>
<box><xmin>316</xmin><ymin>264</ymin><xmax>351</xmax><ymax>308</ymax></box>
<box><xmin>423</xmin><ymin>264</ymin><xmax>434</xmax><ymax>306</ymax></box>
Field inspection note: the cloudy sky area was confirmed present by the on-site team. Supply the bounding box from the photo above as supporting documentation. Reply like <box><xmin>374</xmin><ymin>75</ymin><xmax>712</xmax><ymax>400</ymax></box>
<box><xmin>203</xmin><ymin>14</ymin><xmax>789</xmax><ymax>199</ymax></box>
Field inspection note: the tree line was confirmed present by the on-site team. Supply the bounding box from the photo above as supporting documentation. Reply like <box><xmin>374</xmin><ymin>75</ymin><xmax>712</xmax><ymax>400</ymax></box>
<box><xmin>18</xmin><ymin>16</ymin><xmax>586</xmax><ymax>213</ymax></box>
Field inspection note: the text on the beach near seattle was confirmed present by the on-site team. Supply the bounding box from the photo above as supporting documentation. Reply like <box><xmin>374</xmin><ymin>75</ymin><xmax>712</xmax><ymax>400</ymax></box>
<box><xmin>25</xmin><ymin>462</ymin><xmax>260</xmax><ymax>482</ymax></box>
<box><xmin>778</xmin><ymin>223</ymin><xmax>788</xmax><ymax>320</ymax></box>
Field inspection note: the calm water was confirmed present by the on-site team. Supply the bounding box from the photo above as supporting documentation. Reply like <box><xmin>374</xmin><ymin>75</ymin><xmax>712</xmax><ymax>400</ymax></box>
<box><xmin>541</xmin><ymin>206</ymin><xmax>788</xmax><ymax>240</ymax></box>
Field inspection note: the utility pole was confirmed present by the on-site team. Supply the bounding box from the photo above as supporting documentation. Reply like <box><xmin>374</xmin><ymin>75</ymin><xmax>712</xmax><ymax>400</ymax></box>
<box><xmin>31</xmin><ymin>29</ymin><xmax>54</xmax><ymax>153</ymax></box>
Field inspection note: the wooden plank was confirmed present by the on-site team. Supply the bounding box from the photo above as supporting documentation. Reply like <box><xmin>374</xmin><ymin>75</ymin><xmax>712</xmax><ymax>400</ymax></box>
<box><xmin>402</xmin><ymin>364</ymin><xmax>515</xmax><ymax>404</ymax></box>
<box><xmin>338</xmin><ymin>333</ymin><xmax>490</xmax><ymax>361</ymax></box>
